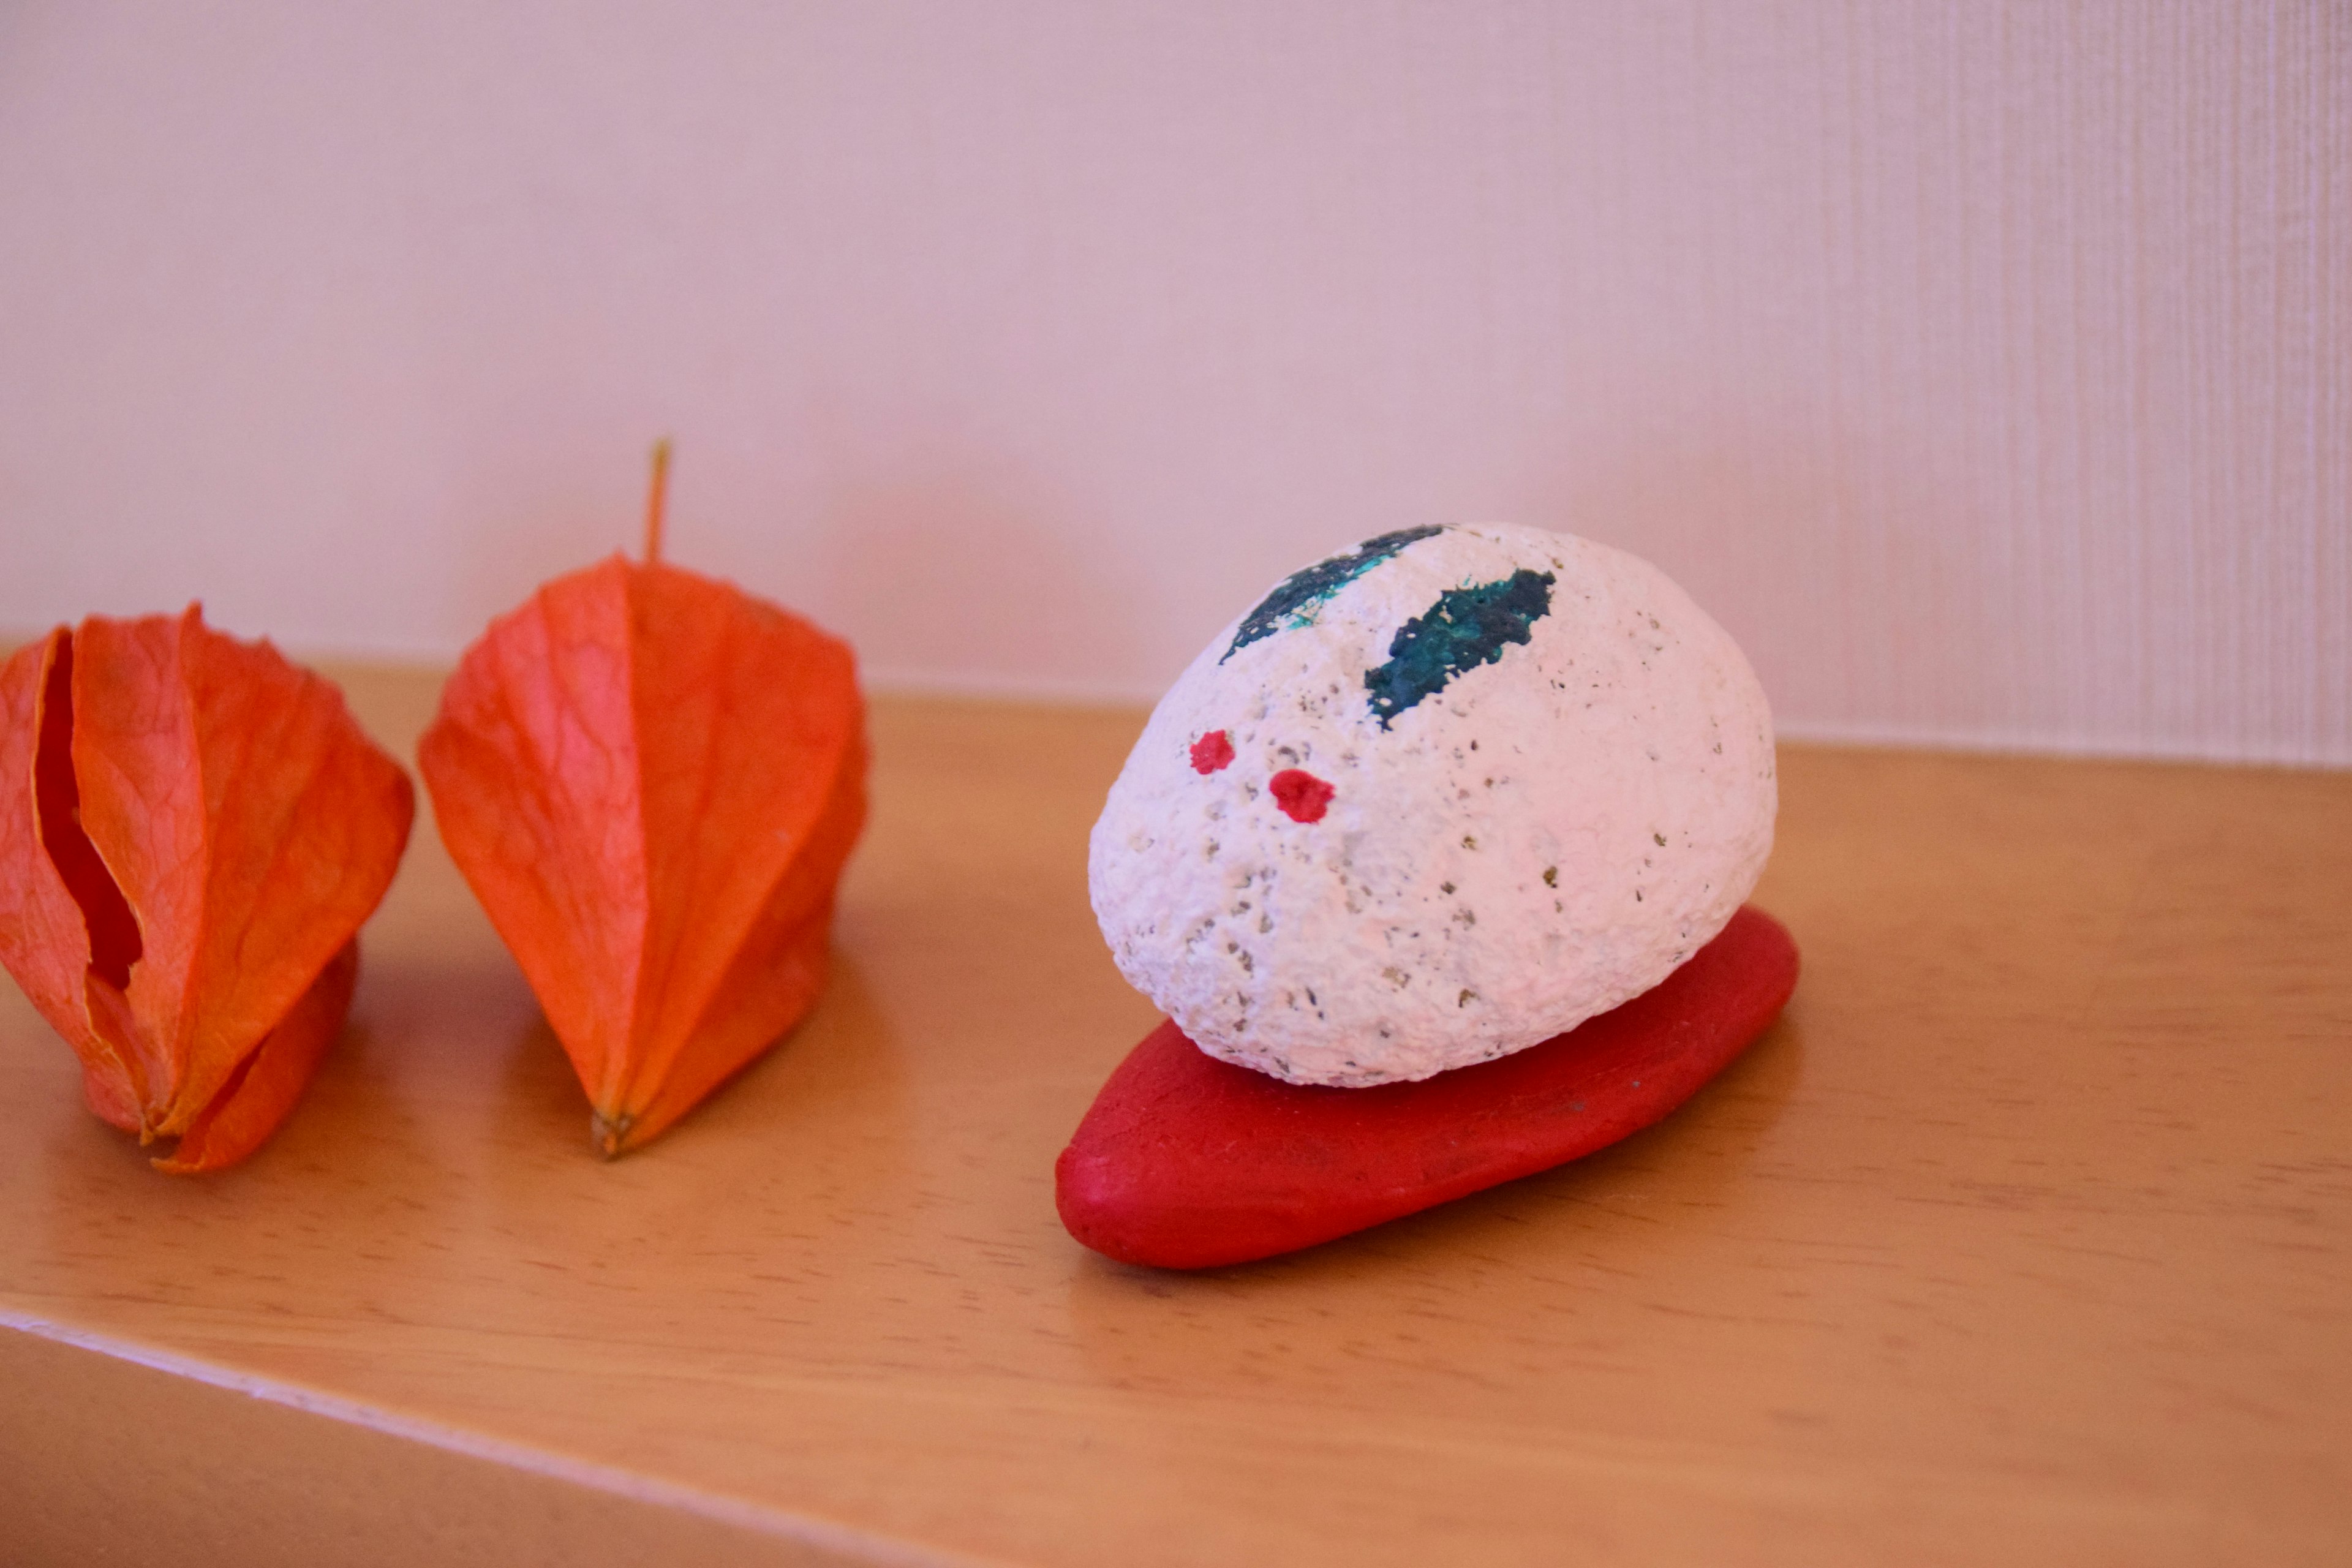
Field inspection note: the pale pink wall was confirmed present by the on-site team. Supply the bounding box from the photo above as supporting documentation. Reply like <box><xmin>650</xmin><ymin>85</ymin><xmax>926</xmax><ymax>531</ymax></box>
<box><xmin>0</xmin><ymin>2</ymin><xmax>2343</xmax><ymax>763</ymax></box>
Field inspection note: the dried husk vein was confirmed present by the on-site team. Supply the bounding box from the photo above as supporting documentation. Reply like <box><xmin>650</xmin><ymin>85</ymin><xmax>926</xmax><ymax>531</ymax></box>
<box><xmin>0</xmin><ymin>609</ymin><xmax>413</xmax><ymax>1169</ymax></box>
<box><xmin>421</xmin><ymin>556</ymin><xmax>865</xmax><ymax>1156</ymax></box>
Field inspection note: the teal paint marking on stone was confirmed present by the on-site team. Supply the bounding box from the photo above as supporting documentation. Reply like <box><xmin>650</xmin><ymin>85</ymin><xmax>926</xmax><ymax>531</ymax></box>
<box><xmin>1223</xmin><ymin>526</ymin><xmax>1444</xmax><ymax>662</ymax></box>
<box><xmin>1365</xmin><ymin>569</ymin><xmax>1556</xmax><ymax>728</ymax></box>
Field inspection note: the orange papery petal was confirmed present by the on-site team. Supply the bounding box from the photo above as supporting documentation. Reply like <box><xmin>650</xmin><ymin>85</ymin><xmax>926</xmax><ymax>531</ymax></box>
<box><xmin>0</xmin><ymin>609</ymin><xmax>413</xmax><ymax>1167</ymax></box>
<box><xmin>0</xmin><ymin>631</ymin><xmax>141</xmax><ymax>1126</ymax></box>
<box><xmin>420</xmin><ymin>556</ymin><xmax>867</xmax><ymax>1155</ymax></box>
<box><xmin>154</xmin><ymin>941</ymin><xmax>358</xmax><ymax>1175</ymax></box>
<box><xmin>70</xmin><ymin>608</ymin><xmax>415</xmax><ymax>1137</ymax></box>
<box><xmin>607</xmin><ymin>749</ymin><xmax>861</xmax><ymax>1155</ymax></box>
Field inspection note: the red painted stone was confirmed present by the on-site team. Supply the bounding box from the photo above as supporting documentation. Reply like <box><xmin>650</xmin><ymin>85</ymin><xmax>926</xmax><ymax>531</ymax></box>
<box><xmin>1057</xmin><ymin>904</ymin><xmax>1798</xmax><ymax>1268</ymax></box>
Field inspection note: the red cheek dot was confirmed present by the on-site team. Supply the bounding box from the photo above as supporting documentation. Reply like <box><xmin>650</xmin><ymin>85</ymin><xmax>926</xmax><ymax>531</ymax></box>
<box><xmin>1269</xmin><ymin>769</ymin><xmax>1335</xmax><ymax>823</ymax></box>
<box><xmin>1189</xmin><ymin>729</ymin><xmax>1235</xmax><ymax>774</ymax></box>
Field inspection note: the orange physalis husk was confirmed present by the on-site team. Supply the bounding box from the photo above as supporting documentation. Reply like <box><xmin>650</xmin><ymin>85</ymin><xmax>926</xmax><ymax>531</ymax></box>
<box><xmin>0</xmin><ymin>607</ymin><xmax>415</xmax><ymax>1172</ymax></box>
<box><xmin>418</xmin><ymin>448</ymin><xmax>867</xmax><ymax>1158</ymax></box>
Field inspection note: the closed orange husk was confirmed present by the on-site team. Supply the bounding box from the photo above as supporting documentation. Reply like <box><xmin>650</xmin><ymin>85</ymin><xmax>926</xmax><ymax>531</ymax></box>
<box><xmin>0</xmin><ymin>607</ymin><xmax>415</xmax><ymax>1172</ymax></box>
<box><xmin>418</xmin><ymin>447</ymin><xmax>867</xmax><ymax>1156</ymax></box>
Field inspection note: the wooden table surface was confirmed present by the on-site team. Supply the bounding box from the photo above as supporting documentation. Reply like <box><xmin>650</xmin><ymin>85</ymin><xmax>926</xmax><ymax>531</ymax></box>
<box><xmin>2</xmin><ymin>667</ymin><xmax>2347</xmax><ymax>1567</ymax></box>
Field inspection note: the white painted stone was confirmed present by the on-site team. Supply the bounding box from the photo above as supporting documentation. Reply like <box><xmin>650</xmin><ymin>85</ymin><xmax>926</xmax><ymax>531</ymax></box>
<box><xmin>1089</xmin><ymin>522</ymin><xmax>1776</xmax><ymax>1086</ymax></box>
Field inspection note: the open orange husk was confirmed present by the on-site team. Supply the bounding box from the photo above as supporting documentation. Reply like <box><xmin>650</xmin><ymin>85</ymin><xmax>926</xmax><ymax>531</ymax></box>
<box><xmin>418</xmin><ymin>554</ymin><xmax>867</xmax><ymax>1157</ymax></box>
<box><xmin>0</xmin><ymin>608</ymin><xmax>415</xmax><ymax>1172</ymax></box>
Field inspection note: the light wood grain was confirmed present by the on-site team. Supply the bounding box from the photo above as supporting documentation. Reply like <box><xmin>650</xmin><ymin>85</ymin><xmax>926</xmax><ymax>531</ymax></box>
<box><xmin>3</xmin><ymin>668</ymin><xmax>2348</xmax><ymax>1566</ymax></box>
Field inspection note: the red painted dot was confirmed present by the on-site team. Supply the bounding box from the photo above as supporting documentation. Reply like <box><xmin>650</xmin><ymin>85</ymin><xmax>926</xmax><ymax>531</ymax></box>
<box><xmin>1189</xmin><ymin>729</ymin><xmax>1235</xmax><ymax>774</ymax></box>
<box><xmin>1269</xmin><ymin>768</ymin><xmax>1335</xmax><ymax>823</ymax></box>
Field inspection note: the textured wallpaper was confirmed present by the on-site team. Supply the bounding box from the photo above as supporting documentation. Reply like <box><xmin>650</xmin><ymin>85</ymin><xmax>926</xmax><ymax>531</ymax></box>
<box><xmin>0</xmin><ymin>1</ymin><xmax>2343</xmax><ymax>763</ymax></box>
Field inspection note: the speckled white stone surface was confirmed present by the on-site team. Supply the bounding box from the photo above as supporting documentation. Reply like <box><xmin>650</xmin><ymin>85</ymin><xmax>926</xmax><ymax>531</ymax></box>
<box><xmin>1089</xmin><ymin>523</ymin><xmax>1776</xmax><ymax>1086</ymax></box>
